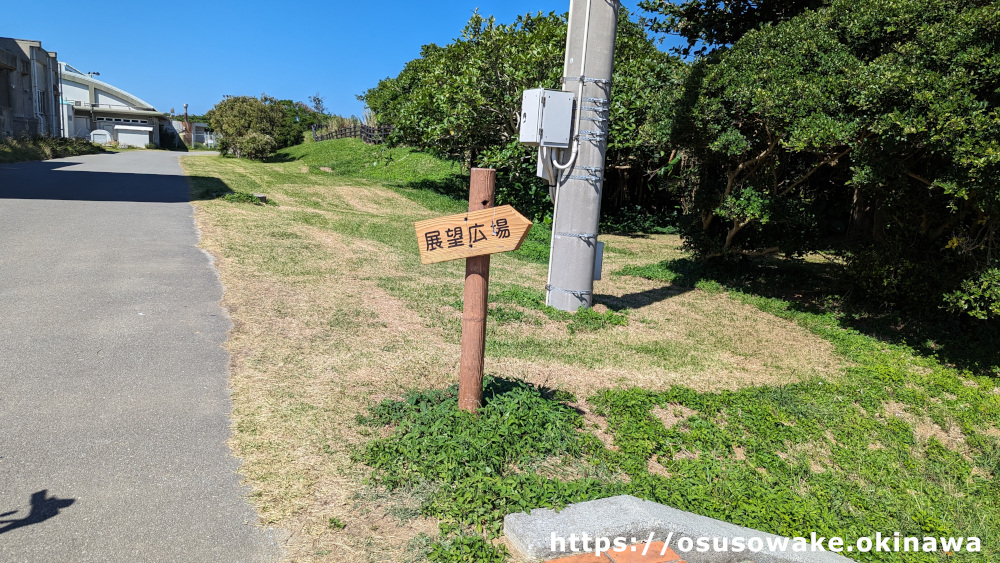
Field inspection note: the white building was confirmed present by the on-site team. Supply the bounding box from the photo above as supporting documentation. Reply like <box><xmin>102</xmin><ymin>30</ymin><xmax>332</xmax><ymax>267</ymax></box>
<box><xmin>59</xmin><ymin>63</ymin><xmax>167</xmax><ymax>147</ymax></box>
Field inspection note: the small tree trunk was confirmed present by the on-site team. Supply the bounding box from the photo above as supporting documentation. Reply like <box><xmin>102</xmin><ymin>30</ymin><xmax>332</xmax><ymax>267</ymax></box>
<box><xmin>848</xmin><ymin>187</ymin><xmax>873</xmax><ymax>241</ymax></box>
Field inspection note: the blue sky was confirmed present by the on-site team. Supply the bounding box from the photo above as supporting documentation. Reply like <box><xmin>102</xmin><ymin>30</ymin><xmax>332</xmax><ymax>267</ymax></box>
<box><xmin>4</xmin><ymin>1</ymin><xmax>681</xmax><ymax>117</ymax></box>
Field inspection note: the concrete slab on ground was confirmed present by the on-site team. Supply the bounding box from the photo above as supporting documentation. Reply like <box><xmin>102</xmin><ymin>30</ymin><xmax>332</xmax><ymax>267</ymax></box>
<box><xmin>504</xmin><ymin>495</ymin><xmax>851</xmax><ymax>563</ymax></box>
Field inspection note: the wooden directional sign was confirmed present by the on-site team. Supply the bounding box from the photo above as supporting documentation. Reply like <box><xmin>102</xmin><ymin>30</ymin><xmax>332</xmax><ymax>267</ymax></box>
<box><xmin>415</xmin><ymin>205</ymin><xmax>532</xmax><ymax>264</ymax></box>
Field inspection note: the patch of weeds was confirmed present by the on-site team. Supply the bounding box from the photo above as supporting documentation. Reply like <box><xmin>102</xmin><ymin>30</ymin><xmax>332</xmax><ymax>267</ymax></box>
<box><xmin>492</xmin><ymin>286</ymin><xmax>546</xmax><ymax>309</ymax></box>
<box><xmin>583</xmin><ymin>270</ymin><xmax>1000</xmax><ymax>558</ymax></box>
<box><xmin>489</xmin><ymin>305</ymin><xmax>527</xmax><ymax>325</ymax></box>
<box><xmin>566</xmin><ymin>307</ymin><xmax>629</xmax><ymax>334</ymax></box>
<box><xmin>222</xmin><ymin>191</ymin><xmax>275</xmax><ymax>206</ymax></box>
<box><xmin>401</xmin><ymin>533</ymin><xmax>437</xmax><ymax>563</ymax></box>
<box><xmin>327</xmin><ymin>517</ymin><xmax>346</xmax><ymax>530</ymax></box>
<box><xmin>427</xmin><ymin>532</ymin><xmax>507</xmax><ymax>563</ymax></box>
<box><xmin>619</xmin><ymin>255</ymin><xmax>1000</xmax><ymax>377</ymax></box>
<box><xmin>355</xmin><ymin>378</ymin><xmax>622</xmax><ymax>537</ymax></box>
<box><xmin>451</xmin><ymin>294</ymin><xmax>535</xmax><ymax>325</ymax></box>
<box><xmin>510</xmin><ymin>223</ymin><xmax>551</xmax><ymax>264</ymax></box>
<box><xmin>603</xmin><ymin>244</ymin><xmax>636</xmax><ymax>256</ymax></box>
<box><xmin>0</xmin><ymin>135</ymin><xmax>104</xmax><ymax>163</ymax></box>
<box><xmin>370</xmin><ymin>270</ymin><xmax>1000</xmax><ymax>559</ymax></box>
<box><xmin>615</xmin><ymin>257</ymin><xmax>705</xmax><ymax>286</ymax></box>
<box><xmin>267</xmin><ymin>230</ymin><xmax>301</xmax><ymax>240</ymax></box>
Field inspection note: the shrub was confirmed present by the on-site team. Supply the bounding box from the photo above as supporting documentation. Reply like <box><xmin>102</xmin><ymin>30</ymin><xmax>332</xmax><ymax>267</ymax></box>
<box><xmin>231</xmin><ymin>131</ymin><xmax>276</xmax><ymax>161</ymax></box>
<box><xmin>945</xmin><ymin>267</ymin><xmax>1000</xmax><ymax>320</ymax></box>
<box><xmin>0</xmin><ymin>135</ymin><xmax>103</xmax><ymax>163</ymax></box>
<box><xmin>207</xmin><ymin>95</ymin><xmax>282</xmax><ymax>159</ymax></box>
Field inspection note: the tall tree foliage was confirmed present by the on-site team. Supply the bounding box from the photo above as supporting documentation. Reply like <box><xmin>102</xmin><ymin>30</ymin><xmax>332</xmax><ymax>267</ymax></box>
<box><xmin>361</xmin><ymin>10</ymin><xmax>681</xmax><ymax>223</ymax></box>
<box><xmin>638</xmin><ymin>0</ymin><xmax>826</xmax><ymax>55</ymax></box>
<box><xmin>208</xmin><ymin>94</ymin><xmax>322</xmax><ymax>159</ymax></box>
<box><xmin>270</xmin><ymin>97</ymin><xmax>323</xmax><ymax>149</ymax></box>
<box><xmin>648</xmin><ymin>0</ymin><xmax>1000</xmax><ymax>315</ymax></box>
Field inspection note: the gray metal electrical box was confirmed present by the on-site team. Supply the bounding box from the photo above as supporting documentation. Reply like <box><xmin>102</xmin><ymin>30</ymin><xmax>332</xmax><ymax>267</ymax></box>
<box><xmin>519</xmin><ymin>88</ymin><xmax>575</xmax><ymax>149</ymax></box>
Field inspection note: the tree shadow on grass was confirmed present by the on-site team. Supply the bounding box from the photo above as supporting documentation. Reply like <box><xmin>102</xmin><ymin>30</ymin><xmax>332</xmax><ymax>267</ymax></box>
<box><xmin>265</xmin><ymin>153</ymin><xmax>297</xmax><ymax>164</ymax></box>
<box><xmin>402</xmin><ymin>174</ymin><xmax>470</xmax><ymax>202</ymax></box>
<box><xmin>616</xmin><ymin>256</ymin><xmax>1000</xmax><ymax>378</ymax></box>
<box><xmin>187</xmin><ymin>175</ymin><xmax>237</xmax><ymax>201</ymax></box>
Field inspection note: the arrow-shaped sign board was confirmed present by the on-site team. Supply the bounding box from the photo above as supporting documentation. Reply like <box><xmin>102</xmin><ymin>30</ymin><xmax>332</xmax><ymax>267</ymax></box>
<box><xmin>415</xmin><ymin>205</ymin><xmax>532</xmax><ymax>264</ymax></box>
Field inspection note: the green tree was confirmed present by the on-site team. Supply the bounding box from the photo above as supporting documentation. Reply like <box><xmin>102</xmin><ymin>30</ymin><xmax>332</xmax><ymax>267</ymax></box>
<box><xmin>648</xmin><ymin>0</ymin><xmax>1000</xmax><ymax>314</ymax></box>
<box><xmin>269</xmin><ymin>97</ymin><xmax>322</xmax><ymax>149</ymax></box>
<box><xmin>638</xmin><ymin>0</ymin><xmax>827</xmax><ymax>55</ymax></box>
<box><xmin>362</xmin><ymin>10</ymin><xmax>681</xmax><ymax>223</ymax></box>
<box><xmin>308</xmin><ymin>93</ymin><xmax>326</xmax><ymax>116</ymax></box>
<box><xmin>207</xmin><ymin>95</ymin><xmax>283</xmax><ymax>160</ymax></box>
<box><xmin>207</xmin><ymin>94</ymin><xmax>322</xmax><ymax>157</ymax></box>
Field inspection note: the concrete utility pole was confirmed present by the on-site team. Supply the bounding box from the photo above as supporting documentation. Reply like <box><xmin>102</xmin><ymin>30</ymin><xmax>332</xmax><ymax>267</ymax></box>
<box><xmin>546</xmin><ymin>0</ymin><xmax>618</xmax><ymax>311</ymax></box>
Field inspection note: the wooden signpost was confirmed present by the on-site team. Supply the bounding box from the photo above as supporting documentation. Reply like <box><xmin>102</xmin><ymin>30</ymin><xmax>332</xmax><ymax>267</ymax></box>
<box><xmin>414</xmin><ymin>206</ymin><xmax>532</xmax><ymax>264</ymax></box>
<box><xmin>414</xmin><ymin>169</ymin><xmax>533</xmax><ymax>412</ymax></box>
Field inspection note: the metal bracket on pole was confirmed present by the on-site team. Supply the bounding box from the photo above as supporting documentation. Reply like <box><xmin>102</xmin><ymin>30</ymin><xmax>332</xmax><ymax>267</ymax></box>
<box><xmin>567</xmin><ymin>165</ymin><xmax>603</xmax><ymax>183</ymax></box>
<box><xmin>545</xmin><ymin>284</ymin><xmax>593</xmax><ymax>298</ymax></box>
<box><xmin>555</xmin><ymin>231</ymin><xmax>599</xmax><ymax>246</ymax></box>
<box><xmin>577</xmin><ymin>129</ymin><xmax>606</xmax><ymax>142</ymax></box>
<box><xmin>562</xmin><ymin>76</ymin><xmax>613</xmax><ymax>85</ymax></box>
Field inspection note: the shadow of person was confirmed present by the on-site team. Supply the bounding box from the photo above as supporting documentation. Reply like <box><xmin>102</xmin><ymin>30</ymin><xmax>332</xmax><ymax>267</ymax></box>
<box><xmin>0</xmin><ymin>490</ymin><xmax>75</xmax><ymax>534</ymax></box>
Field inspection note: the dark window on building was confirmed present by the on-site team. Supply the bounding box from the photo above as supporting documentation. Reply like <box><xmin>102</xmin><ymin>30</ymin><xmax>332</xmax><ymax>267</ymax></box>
<box><xmin>0</xmin><ymin>69</ymin><xmax>10</xmax><ymax>108</ymax></box>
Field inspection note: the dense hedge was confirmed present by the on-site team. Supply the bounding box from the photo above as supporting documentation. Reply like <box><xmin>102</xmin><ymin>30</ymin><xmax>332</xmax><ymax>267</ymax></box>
<box><xmin>645</xmin><ymin>0</ymin><xmax>1000</xmax><ymax>318</ymax></box>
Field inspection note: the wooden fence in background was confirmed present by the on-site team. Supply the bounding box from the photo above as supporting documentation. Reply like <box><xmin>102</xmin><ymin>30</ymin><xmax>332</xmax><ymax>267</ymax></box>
<box><xmin>312</xmin><ymin>124</ymin><xmax>393</xmax><ymax>144</ymax></box>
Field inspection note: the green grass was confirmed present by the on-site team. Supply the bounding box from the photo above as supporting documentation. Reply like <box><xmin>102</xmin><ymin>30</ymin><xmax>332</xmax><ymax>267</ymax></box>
<box><xmin>356</xmin><ymin>379</ymin><xmax>618</xmax><ymax>543</ymax></box>
<box><xmin>278</xmin><ymin>139</ymin><xmax>553</xmax><ymax>263</ymax></box>
<box><xmin>279</xmin><ymin>138</ymin><xmax>465</xmax><ymax>189</ymax></box>
<box><xmin>184</xmin><ymin>138</ymin><xmax>999</xmax><ymax>561</ymax></box>
<box><xmin>357</xmin><ymin>262</ymin><xmax>999</xmax><ymax>562</ymax></box>
<box><xmin>360</xmin><ymin>293</ymin><xmax>999</xmax><ymax>561</ymax></box>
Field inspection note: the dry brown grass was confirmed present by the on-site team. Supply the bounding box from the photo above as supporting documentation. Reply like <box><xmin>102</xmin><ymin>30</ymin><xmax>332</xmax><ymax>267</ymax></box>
<box><xmin>650</xmin><ymin>404</ymin><xmax>697</xmax><ymax>430</ymax></box>
<box><xmin>778</xmin><ymin>440</ymin><xmax>835</xmax><ymax>473</ymax></box>
<box><xmin>182</xmin><ymin>154</ymin><xmax>846</xmax><ymax>562</ymax></box>
<box><xmin>883</xmin><ymin>401</ymin><xmax>969</xmax><ymax>456</ymax></box>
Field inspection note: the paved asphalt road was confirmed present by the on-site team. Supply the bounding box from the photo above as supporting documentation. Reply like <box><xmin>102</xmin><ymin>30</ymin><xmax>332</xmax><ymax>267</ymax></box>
<box><xmin>0</xmin><ymin>151</ymin><xmax>280</xmax><ymax>562</ymax></box>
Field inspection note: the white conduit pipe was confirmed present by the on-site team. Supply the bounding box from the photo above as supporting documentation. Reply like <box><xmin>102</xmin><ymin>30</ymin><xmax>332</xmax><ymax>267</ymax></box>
<box><xmin>550</xmin><ymin>0</ymin><xmax>593</xmax><ymax>173</ymax></box>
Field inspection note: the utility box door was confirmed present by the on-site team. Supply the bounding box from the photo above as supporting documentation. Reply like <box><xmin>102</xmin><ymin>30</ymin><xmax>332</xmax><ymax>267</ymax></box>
<box><xmin>519</xmin><ymin>89</ymin><xmax>575</xmax><ymax>149</ymax></box>
<box><xmin>519</xmin><ymin>89</ymin><xmax>543</xmax><ymax>145</ymax></box>
<box><xmin>540</xmin><ymin>90</ymin><xmax>574</xmax><ymax>149</ymax></box>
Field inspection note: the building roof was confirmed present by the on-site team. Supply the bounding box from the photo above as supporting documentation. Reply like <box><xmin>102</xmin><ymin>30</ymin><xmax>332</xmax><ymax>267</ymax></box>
<box><xmin>59</xmin><ymin>62</ymin><xmax>158</xmax><ymax>111</ymax></box>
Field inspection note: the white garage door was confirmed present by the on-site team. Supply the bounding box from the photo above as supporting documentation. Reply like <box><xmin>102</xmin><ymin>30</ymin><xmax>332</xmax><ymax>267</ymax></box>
<box><xmin>114</xmin><ymin>125</ymin><xmax>153</xmax><ymax>148</ymax></box>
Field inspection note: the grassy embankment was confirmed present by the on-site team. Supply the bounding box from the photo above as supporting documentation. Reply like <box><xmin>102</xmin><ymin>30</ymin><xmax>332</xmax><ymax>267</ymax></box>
<box><xmin>0</xmin><ymin>136</ymin><xmax>104</xmax><ymax>163</ymax></box>
<box><xmin>181</xmin><ymin>139</ymin><xmax>999</xmax><ymax>562</ymax></box>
